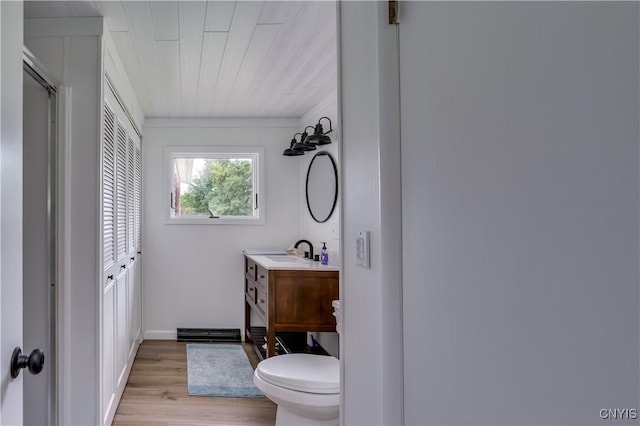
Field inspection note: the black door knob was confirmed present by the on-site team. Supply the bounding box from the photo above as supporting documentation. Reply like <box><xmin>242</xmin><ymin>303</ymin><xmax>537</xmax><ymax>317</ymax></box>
<box><xmin>10</xmin><ymin>347</ymin><xmax>44</xmax><ymax>379</ymax></box>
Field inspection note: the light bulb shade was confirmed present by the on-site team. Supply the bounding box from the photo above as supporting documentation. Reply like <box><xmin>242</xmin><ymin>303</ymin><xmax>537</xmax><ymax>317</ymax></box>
<box><xmin>282</xmin><ymin>134</ymin><xmax>306</xmax><ymax>156</ymax></box>
<box><xmin>303</xmin><ymin>117</ymin><xmax>333</xmax><ymax>145</ymax></box>
<box><xmin>283</xmin><ymin>148</ymin><xmax>304</xmax><ymax>156</ymax></box>
<box><xmin>293</xmin><ymin>140</ymin><xmax>317</xmax><ymax>151</ymax></box>
<box><xmin>293</xmin><ymin>126</ymin><xmax>317</xmax><ymax>151</ymax></box>
<box><xmin>305</xmin><ymin>132</ymin><xmax>331</xmax><ymax>145</ymax></box>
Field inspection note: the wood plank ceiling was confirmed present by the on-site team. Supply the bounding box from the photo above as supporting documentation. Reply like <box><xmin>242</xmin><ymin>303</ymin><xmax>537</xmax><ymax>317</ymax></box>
<box><xmin>24</xmin><ymin>1</ymin><xmax>337</xmax><ymax>119</ymax></box>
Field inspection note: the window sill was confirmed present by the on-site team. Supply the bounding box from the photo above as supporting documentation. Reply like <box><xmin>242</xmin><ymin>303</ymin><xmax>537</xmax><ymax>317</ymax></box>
<box><xmin>165</xmin><ymin>216</ymin><xmax>264</xmax><ymax>226</ymax></box>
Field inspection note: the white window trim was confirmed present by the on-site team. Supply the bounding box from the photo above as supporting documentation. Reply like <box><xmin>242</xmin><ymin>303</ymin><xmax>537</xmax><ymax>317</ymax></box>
<box><xmin>164</xmin><ymin>145</ymin><xmax>265</xmax><ymax>225</ymax></box>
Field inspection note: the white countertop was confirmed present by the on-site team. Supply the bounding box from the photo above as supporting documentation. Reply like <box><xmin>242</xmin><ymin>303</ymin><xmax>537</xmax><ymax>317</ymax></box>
<box><xmin>244</xmin><ymin>253</ymin><xmax>340</xmax><ymax>271</ymax></box>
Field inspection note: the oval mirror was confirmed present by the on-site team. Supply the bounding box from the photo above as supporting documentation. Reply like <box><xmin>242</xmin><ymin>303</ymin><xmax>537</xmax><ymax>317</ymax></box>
<box><xmin>305</xmin><ymin>151</ymin><xmax>338</xmax><ymax>223</ymax></box>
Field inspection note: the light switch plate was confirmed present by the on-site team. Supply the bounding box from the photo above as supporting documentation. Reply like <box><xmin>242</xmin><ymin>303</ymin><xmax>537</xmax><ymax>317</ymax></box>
<box><xmin>356</xmin><ymin>230</ymin><xmax>370</xmax><ymax>268</ymax></box>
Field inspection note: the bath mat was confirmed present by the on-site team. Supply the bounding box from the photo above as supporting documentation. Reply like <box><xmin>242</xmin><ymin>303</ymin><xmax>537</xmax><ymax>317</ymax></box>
<box><xmin>186</xmin><ymin>344</ymin><xmax>263</xmax><ymax>398</ymax></box>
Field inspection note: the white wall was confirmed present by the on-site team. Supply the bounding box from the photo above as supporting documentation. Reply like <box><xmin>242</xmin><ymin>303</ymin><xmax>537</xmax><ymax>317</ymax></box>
<box><xmin>142</xmin><ymin>119</ymin><xmax>302</xmax><ymax>339</ymax></box>
<box><xmin>299</xmin><ymin>90</ymin><xmax>341</xmax><ymax>357</ymax></box>
<box><xmin>298</xmin><ymin>90</ymin><xmax>340</xmax><ymax>258</ymax></box>
<box><xmin>400</xmin><ymin>3</ymin><xmax>639</xmax><ymax>425</ymax></box>
<box><xmin>103</xmin><ymin>31</ymin><xmax>144</xmax><ymax>131</ymax></box>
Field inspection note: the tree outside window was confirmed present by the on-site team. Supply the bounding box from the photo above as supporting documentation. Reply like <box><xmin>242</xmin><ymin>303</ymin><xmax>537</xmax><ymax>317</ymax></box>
<box><xmin>178</xmin><ymin>158</ymin><xmax>253</xmax><ymax>216</ymax></box>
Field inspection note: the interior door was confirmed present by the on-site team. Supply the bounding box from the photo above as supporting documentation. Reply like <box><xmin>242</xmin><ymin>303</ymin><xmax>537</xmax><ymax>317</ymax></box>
<box><xmin>23</xmin><ymin>58</ymin><xmax>57</xmax><ymax>426</ymax></box>
<box><xmin>1</xmin><ymin>2</ymin><xmax>26</xmax><ymax>423</ymax></box>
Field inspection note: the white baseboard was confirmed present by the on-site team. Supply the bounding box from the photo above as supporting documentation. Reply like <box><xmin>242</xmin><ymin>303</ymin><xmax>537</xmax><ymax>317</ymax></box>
<box><xmin>144</xmin><ymin>330</ymin><xmax>177</xmax><ymax>340</ymax></box>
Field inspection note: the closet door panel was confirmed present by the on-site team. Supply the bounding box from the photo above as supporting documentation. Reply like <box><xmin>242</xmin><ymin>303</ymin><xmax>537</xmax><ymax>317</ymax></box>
<box><xmin>101</xmin><ymin>282</ymin><xmax>116</xmax><ymax>422</ymax></box>
<box><xmin>115</xmin><ymin>269</ymin><xmax>128</xmax><ymax>389</ymax></box>
<box><xmin>127</xmin><ymin>256</ymin><xmax>138</xmax><ymax>357</ymax></box>
<box><xmin>133</xmin><ymin>253</ymin><xmax>142</xmax><ymax>341</ymax></box>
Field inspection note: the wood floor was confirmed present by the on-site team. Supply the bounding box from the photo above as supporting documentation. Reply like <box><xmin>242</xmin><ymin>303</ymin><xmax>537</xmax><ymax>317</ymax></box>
<box><xmin>112</xmin><ymin>340</ymin><xmax>276</xmax><ymax>425</ymax></box>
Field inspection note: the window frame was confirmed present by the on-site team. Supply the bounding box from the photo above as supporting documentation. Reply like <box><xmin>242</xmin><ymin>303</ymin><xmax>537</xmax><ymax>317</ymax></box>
<box><xmin>164</xmin><ymin>145</ymin><xmax>265</xmax><ymax>225</ymax></box>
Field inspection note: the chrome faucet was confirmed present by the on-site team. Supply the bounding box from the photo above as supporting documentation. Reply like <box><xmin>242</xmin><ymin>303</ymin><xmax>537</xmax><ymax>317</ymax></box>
<box><xmin>294</xmin><ymin>239</ymin><xmax>314</xmax><ymax>259</ymax></box>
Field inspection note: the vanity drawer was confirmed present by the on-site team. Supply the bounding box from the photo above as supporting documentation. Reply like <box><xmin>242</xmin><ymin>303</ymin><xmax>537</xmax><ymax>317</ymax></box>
<box><xmin>255</xmin><ymin>287</ymin><xmax>267</xmax><ymax>317</ymax></box>
<box><xmin>246</xmin><ymin>259</ymin><xmax>257</xmax><ymax>280</ymax></box>
<box><xmin>256</xmin><ymin>265</ymin><xmax>268</xmax><ymax>287</ymax></box>
<box><xmin>245</xmin><ymin>280</ymin><xmax>256</xmax><ymax>303</ymax></box>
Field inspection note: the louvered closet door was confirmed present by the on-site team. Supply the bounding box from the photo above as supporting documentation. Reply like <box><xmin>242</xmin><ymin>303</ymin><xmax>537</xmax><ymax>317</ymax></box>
<box><xmin>130</xmin><ymin>143</ymin><xmax>143</xmax><ymax>350</ymax></box>
<box><xmin>127</xmin><ymin>134</ymin><xmax>139</xmax><ymax>357</ymax></box>
<box><xmin>114</xmin><ymin>115</ymin><xmax>130</xmax><ymax>391</ymax></box>
<box><xmin>101</xmin><ymin>99</ymin><xmax>117</xmax><ymax>421</ymax></box>
<box><xmin>101</xmin><ymin>82</ymin><xmax>143</xmax><ymax>425</ymax></box>
<box><xmin>127</xmin><ymin>136</ymin><xmax>135</xmax><ymax>255</ymax></box>
<box><xmin>102</xmin><ymin>103</ymin><xmax>116</xmax><ymax>279</ymax></box>
<box><xmin>134</xmin><ymin>145</ymin><xmax>142</xmax><ymax>252</ymax></box>
<box><xmin>115</xmin><ymin>122</ymin><xmax>128</xmax><ymax>265</ymax></box>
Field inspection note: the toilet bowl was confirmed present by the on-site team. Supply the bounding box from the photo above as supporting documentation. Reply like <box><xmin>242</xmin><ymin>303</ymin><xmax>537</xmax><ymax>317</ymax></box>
<box><xmin>253</xmin><ymin>353</ymin><xmax>340</xmax><ymax>426</ymax></box>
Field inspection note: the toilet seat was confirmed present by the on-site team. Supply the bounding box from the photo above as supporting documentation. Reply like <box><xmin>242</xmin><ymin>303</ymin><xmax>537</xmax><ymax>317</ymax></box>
<box><xmin>256</xmin><ymin>353</ymin><xmax>339</xmax><ymax>394</ymax></box>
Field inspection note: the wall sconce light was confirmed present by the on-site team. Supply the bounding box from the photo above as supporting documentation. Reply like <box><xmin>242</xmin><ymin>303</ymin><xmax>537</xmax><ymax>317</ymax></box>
<box><xmin>293</xmin><ymin>126</ymin><xmax>317</xmax><ymax>152</ymax></box>
<box><xmin>303</xmin><ymin>117</ymin><xmax>333</xmax><ymax>146</ymax></box>
<box><xmin>283</xmin><ymin>133</ymin><xmax>305</xmax><ymax>156</ymax></box>
<box><xmin>283</xmin><ymin>119</ymin><xmax>334</xmax><ymax>157</ymax></box>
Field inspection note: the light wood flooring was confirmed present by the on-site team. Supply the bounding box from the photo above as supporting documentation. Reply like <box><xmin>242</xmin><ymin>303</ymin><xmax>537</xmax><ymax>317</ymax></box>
<box><xmin>112</xmin><ymin>340</ymin><xmax>276</xmax><ymax>425</ymax></box>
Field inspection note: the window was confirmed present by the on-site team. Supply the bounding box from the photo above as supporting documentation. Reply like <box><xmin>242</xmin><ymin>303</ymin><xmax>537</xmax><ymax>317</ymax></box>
<box><xmin>166</xmin><ymin>146</ymin><xmax>264</xmax><ymax>225</ymax></box>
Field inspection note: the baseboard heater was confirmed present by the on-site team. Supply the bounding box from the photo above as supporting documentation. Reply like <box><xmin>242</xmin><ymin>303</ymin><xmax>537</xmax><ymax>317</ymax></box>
<box><xmin>177</xmin><ymin>328</ymin><xmax>241</xmax><ymax>343</ymax></box>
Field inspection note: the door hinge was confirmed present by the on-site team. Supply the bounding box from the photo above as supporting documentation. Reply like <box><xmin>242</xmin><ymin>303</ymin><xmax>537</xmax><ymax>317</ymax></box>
<box><xmin>388</xmin><ymin>0</ymin><xmax>399</xmax><ymax>25</ymax></box>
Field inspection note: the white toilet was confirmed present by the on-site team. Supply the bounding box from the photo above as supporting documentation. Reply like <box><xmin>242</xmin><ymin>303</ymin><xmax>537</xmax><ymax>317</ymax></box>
<box><xmin>254</xmin><ymin>300</ymin><xmax>341</xmax><ymax>426</ymax></box>
<box><xmin>254</xmin><ymin>353</ymin><xmax>340</xmax><ymax>426</ymax></box>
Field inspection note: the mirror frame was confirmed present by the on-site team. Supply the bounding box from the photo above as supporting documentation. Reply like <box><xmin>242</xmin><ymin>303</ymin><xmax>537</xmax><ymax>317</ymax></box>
<box><xmin>305</xmin><ymin>151</ymin><xmax>338</xmax><ymax>223</ymax></box>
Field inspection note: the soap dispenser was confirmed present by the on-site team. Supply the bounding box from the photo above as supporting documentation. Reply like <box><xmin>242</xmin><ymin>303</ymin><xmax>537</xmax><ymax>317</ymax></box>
<box><xmin>320</xmin><ymin>242</ymin><xmax>329</xmax><ymax>265</ymax></box>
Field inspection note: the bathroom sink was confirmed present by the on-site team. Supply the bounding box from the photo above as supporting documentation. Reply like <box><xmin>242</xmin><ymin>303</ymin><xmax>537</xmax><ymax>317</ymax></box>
<box><xmin>266</xmin><ymin>255</ymin><xmax>310</xmax><ymax>263</ymax></box>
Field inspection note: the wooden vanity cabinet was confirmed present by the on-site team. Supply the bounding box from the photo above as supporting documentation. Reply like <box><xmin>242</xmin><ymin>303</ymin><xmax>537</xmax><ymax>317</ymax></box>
<box><xmin>244</xmin><ymin>256</ymin><xmax>339</xmax><ymax>358</ymax></box>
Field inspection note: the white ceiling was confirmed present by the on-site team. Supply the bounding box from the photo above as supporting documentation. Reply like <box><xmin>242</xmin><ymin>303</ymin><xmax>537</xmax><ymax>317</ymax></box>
<box><xmin>24</xmin><ymin>1</ymin><xmax>338</xmax><ymax>119</ymax></box>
